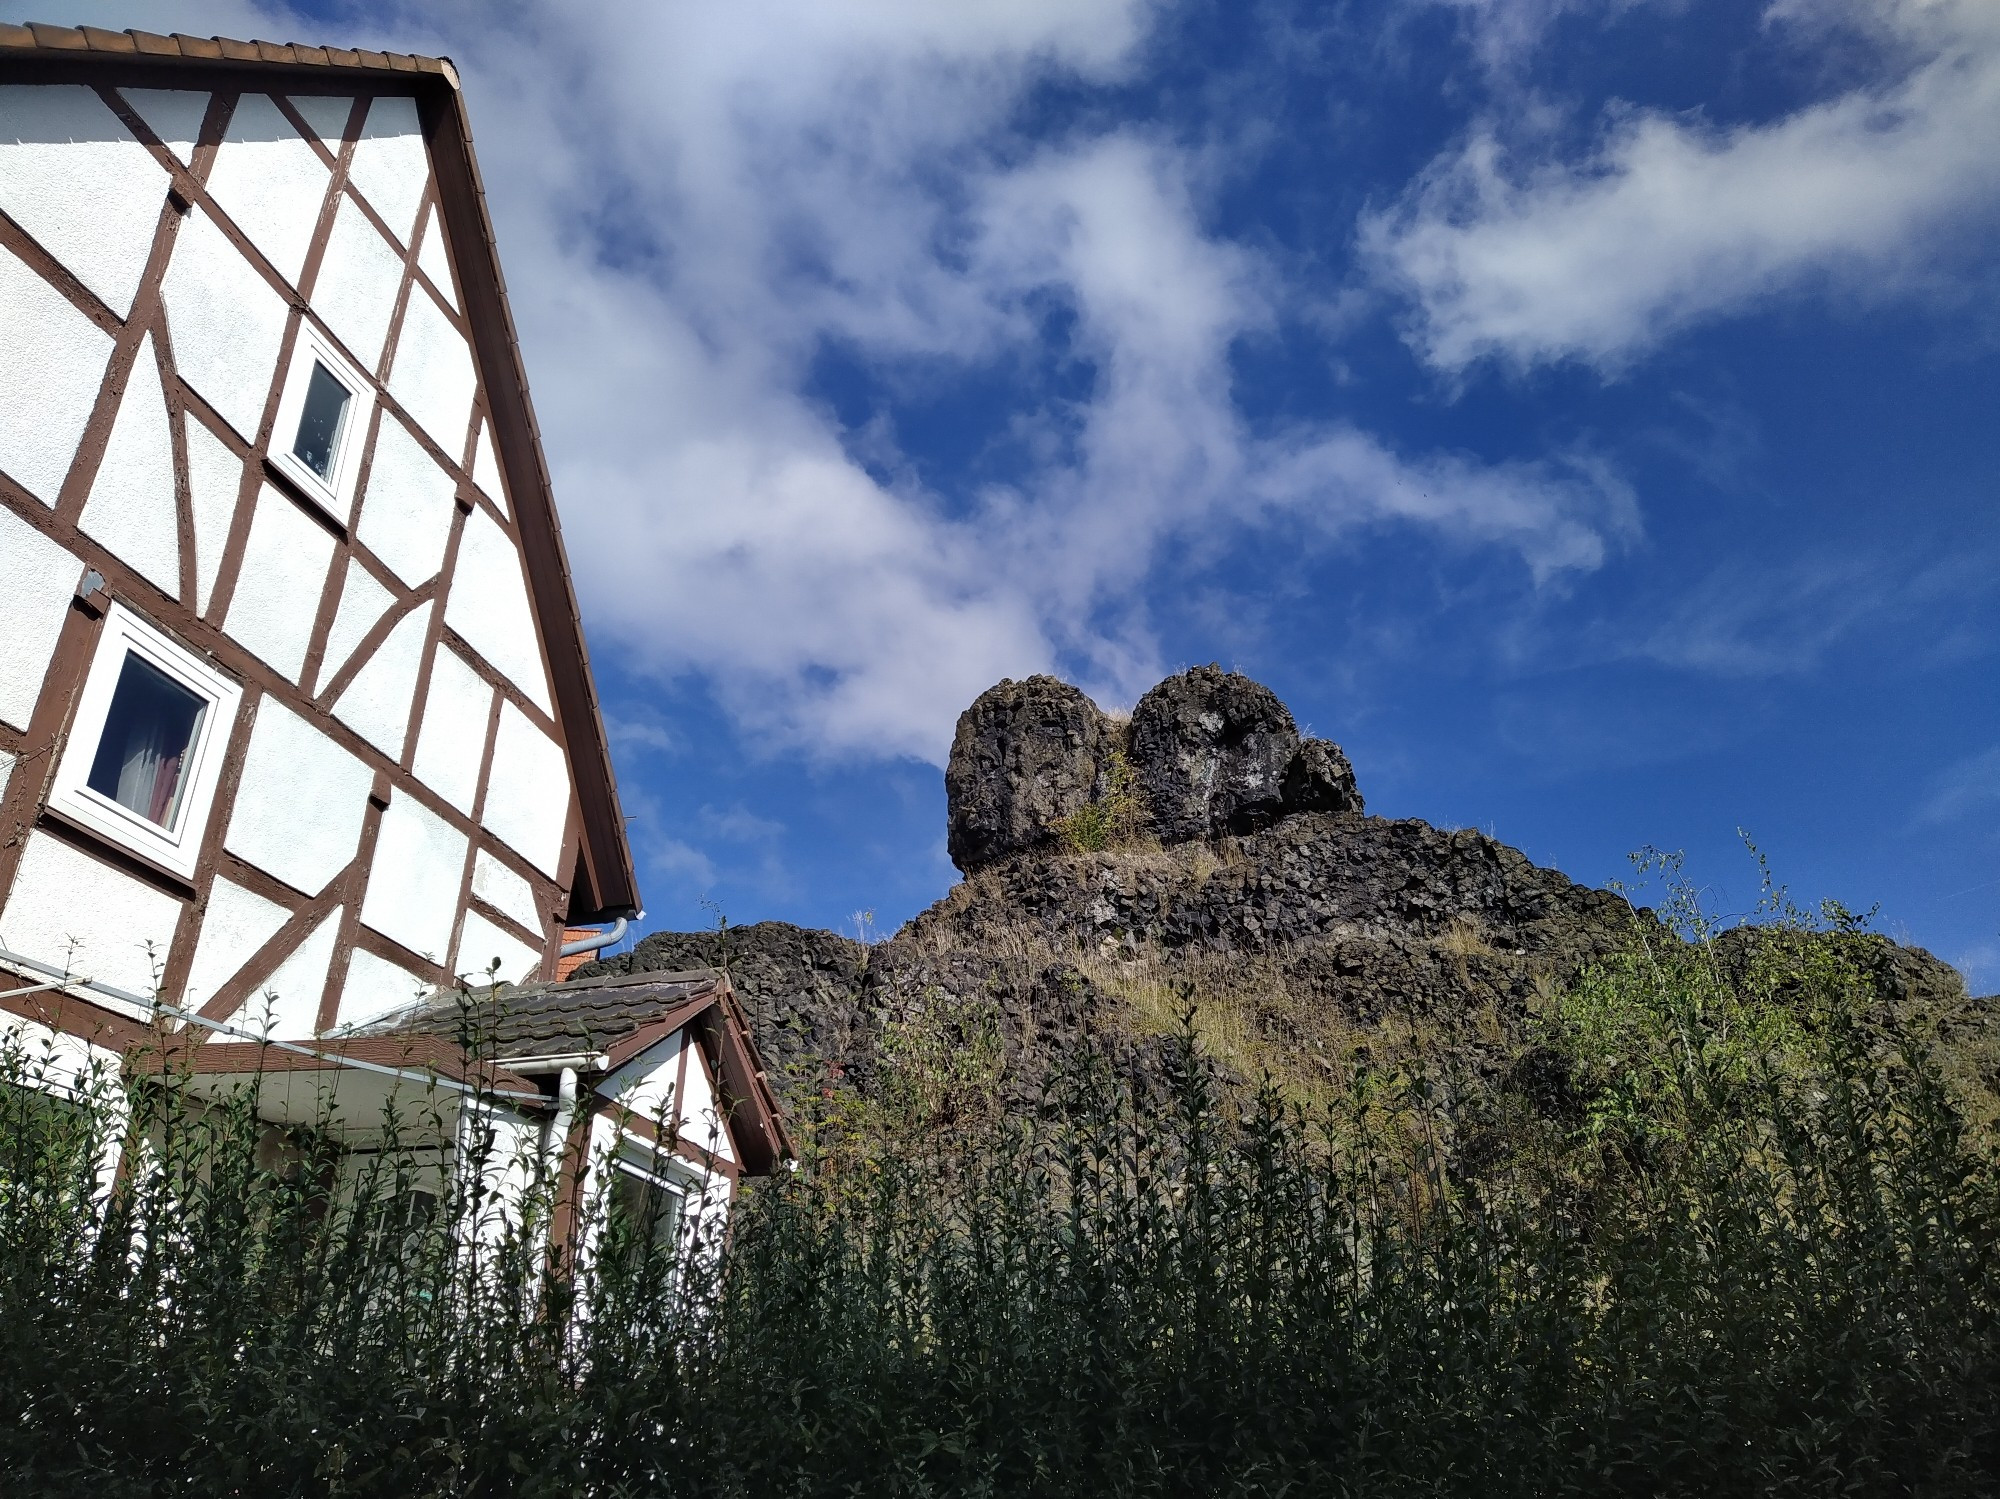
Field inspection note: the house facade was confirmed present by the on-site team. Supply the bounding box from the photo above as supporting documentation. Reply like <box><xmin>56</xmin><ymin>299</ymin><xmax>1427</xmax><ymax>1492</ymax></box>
<box><xmin>0</xmin><ymin>25</ymin><xmax>786</xmax><ymax>1229</ymax></box>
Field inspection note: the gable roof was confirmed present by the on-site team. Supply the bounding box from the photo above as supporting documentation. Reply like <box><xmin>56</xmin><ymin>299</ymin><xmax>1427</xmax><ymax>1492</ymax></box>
<box><xmin>0</xmin><ymin>22</ymin><xmax>640</xmax><ymax>921</ymax></box>
<box><xmin>357</xmin><ymin>967</ymin><xmax>793</xmax><ymax>1174</ymax></box>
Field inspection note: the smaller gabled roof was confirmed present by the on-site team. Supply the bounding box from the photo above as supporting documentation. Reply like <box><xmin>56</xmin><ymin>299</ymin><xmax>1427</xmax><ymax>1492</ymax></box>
<box><xmin>357</xmin><ymin>969</ymin><xmax>793</xmax><ymax>1174</ymax></box>
<box><xmin>359</xmin><ymin>968</ymin><xmax>726</xmax><ymax>1059</ymax></box>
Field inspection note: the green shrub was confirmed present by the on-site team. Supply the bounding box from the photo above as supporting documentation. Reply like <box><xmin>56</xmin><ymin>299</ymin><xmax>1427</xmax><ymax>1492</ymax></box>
<box><xmin>2</xmin><ymin>876</ymin><xmax>1997</xmax><ymax>1496</ymax></box>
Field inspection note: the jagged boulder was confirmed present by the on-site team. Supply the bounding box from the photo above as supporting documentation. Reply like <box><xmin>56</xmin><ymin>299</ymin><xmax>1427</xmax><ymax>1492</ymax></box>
<box><xmin>946</xmin><ymin>676</ymin><xmax>1113</xmax><ymax>873</ymax></box>
<box><xmin>1128</xmin><ymin>666</ymin><xmax>1301</xmax><ymax>841</ymax></box>
<box><xmin>1283</xmin><ymin>738</ymin><xmax>1364</xmax><ymax>816</ymax></box>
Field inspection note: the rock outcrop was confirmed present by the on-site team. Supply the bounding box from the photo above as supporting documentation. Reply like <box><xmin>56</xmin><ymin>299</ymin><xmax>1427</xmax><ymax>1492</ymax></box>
<box><xmin>1127</xmin><ymin>666</ymin><xmax>1302</xmax><ymax>841</ymax></box>
<box><xmin>945</xmin><ymin>676</ymin><xmax>1113</xmax><ymax>873</ymax></box>
<box><xmin>943</xmin><ymin>665</ymin><xmax>1366</xmax><ymax>873</ymax></box>
<box><xmin>578</xmin><ymin>668</ymin><xmax>1975</xmax><ymax>1111</ymax></box>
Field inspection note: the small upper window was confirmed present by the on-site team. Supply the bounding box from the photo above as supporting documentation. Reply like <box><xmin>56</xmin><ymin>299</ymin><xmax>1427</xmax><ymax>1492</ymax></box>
<box><xmin>269</xmin><ymin>325</ymin><xmax>374</xmax><ymax>524</ymax></box>
<box><xmin>47</xmin><ymin>602</ymin><xmax>243</xmax><ymax>881</ymax></box>
<box><xmin>291</xmin><ymin>362</ymin><xmax>353</xmax><ymax>481</ymax></box>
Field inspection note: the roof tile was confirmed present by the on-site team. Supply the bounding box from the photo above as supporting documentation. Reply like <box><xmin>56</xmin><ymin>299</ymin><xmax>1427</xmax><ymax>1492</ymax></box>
<box><xmin>357</xmin><ymin>969</ymin><xmax>726</xmax><ymax>1058</ymax></box>
<box><xmin>26</xmin><ymin>24</ymin><xmax>87</xmax><ymax>49</ymax></box>
<box><xmin>78</xmin><ymin>27</ymin><xmax>136</xmax><ymax>53</ymax></box>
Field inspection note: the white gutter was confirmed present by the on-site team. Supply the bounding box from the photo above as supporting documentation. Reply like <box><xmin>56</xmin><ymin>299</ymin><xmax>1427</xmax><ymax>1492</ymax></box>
<box><xmin>0</xmin><ymin>946</ymin><xmax>547</xmax><ymax>1105</ymax></box>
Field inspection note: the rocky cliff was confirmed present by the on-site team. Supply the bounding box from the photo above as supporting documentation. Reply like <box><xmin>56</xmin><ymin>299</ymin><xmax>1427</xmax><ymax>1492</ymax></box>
<box><xmin>577</xmin><ymin>667</ymin><xmax>1973</xmax><ymax>1108</ymax></box>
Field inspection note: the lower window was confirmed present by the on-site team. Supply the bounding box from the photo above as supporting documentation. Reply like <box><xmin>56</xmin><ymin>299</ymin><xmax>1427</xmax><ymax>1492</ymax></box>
<box><xmin>47</xmin><ymin>602</ymin><xmax>242</xmax><ymax>881</ymax></box>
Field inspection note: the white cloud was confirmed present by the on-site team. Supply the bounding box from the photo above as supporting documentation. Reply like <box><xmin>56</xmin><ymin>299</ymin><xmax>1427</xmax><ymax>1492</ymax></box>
<box><xmin>1918</xmin><ymin>746</ymin><xmax>2000</xmax><ymax>828</ymax></box>
<box><xmin>80</xmin><ymin>0</ymin><xmax>1633</xmax><ymax>762</ymax></box>
<box><xmin>1366</xmin><ymin>0</ymin><xmax>2000</xmax><ymax>372</ymax></box>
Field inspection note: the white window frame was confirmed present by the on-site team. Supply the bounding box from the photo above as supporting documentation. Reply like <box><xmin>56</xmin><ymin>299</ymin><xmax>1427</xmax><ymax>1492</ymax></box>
<box><xmin>267</xmin><ymin>321</ymin><xmax>375</xmax><ymax>525</ymax></box>
<box><xmin>47</xmin><ymin>603</ymin><xmax>243</xmax><ymax>882</ymax></box>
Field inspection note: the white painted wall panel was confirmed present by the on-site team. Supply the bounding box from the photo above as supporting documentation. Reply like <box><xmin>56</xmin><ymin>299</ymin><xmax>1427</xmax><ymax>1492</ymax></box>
<box><xmin>387</xmin><ymin>289</ymin><xmax>476</xmax><ymax>458</ymax></box>
<box><xmin>0</xmin><ymin>241</ymin><xmax>114</xmax><ymax>505</ymax></box>
<box><xmin>312</xmin><ymin>195</ymin><xmax>405</xmax><ymax>375</ymax></box>
<box><xmin>346</xmin><ymin>94</ymin><xmax>428</xmax><ymax>245</ymax></box>
<box><xmin>0</xmin><ymin>85</ymin><xmax>166</xmax><ymax>317</ymax></box>
<box><xmin>360</xmin><ymin>790</ymin><xmax>467</xmax><ymax>962</ymax></box>
<box><xmin>224</xmin><ymin>697</ymin><xmax>373</xmax><ymax>898</ymax></box>
<box><xmin>0</xmin><ymin>506</ymin><xmax>80</xmax><ymax>731</ymax></box>
<box><xmin>598</xmin><ymin>1037</ymin><xmax>681</xmax><ymax>1122</ymax></box>
<box><xmin>0</xmin><ymin>830</ymin><xmax>182</xmax><ymax>1000</ymax></box>
<box><xmin>78</xmin><ymin>332</ymin><xmax>180</xmax><ymax>598</ymax></box>
<box><xmin>470</xmin><ymin>421</ymin><xmax>507</xmax><ymax>517</ymax></box>
<box><xmin>471</xmin><ymin>849</ymin><xmax>543</xmax><ymax>937</ymax></box>
<box><xmin>332</xmin><ymin>947</ymin><xmax>426</xmax><ymax>1031</ymax></box>
<box><xmin>223</xmin><ymin>485</ymin><xmax>334</xmax><ymax>682</ymax></box>
<box><xmin>415</xmin><ymin>203</ymin><xmax>456</xmax><ymax>309</ymax></box>
<box><xmin>455</xmin><ymin>909</ymin><xmax>541</xmax><ymax>986</ymax></box>
<box><xmin>183</xmin><ymin>415</ymin><xmax>241</xmax><ymax>616</ymax></box>
<box><xmin>223</xmin><ymin>906</ymin><xmax>339</xmax><ymax>1040</ymax></box>
<box><xmin>332</xmin><ymin>602</ymin><xmax>430</xmax><ymax>760</ymax></box>
<box><xmin>318</xmin><ymin>559</ymin><xmax>395</xmax><ymax>688</ymax></box>
<box><xmin>287</xmin><ymin>95</ymin><xmax>352</xmax><ymax>152</ymax></box>
<box><xmin>205</xmin><ymin>94</ymin><xmax>329</xmax><ymax>288</ymax></box>
<box><xmin>445</xmin><ymin>509</ymin><xmax>552</xmax><ymax>712</ymax></box>
<box><xmin>482</xmin><ymin>703</ymin><xmax>570</xmax><ymax>877</ymax></box>
<box><xmin>412</xmin><ymin>646</ymin><xmax>492</xmax><ymax>814</ymax></box>
<box><xmin>119</xmin><ymin>88</ymin><xmax>208</xmax><ymax>165</ymax></box>
<box><xmin>161</xmin><ymin>206</ymin><xmax>289</xmax><ymax>442</ymax></box>
<box><xmin>180</xmin><ymin>876</ymin><xmax>290</xmax><ymax>1012</ymax></box>
<box><xmin>354</xmin><ymin>414</ymin><xmax>454</xmax><ymax>587</ymax></box>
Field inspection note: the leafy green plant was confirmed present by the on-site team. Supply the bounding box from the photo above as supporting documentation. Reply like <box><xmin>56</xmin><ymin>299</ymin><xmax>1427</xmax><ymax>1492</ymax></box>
<box><xmin>1059</xmin><ymin>747</ymin><xmax>1148</xmax><ymax>853</ymax></box>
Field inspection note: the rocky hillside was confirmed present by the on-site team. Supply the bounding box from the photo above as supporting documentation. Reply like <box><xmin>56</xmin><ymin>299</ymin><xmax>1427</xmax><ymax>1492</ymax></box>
<box><xmin>577</xmin><ymin>667</ymin><xmax>1974</xmax><ymax>1108</ymax></box>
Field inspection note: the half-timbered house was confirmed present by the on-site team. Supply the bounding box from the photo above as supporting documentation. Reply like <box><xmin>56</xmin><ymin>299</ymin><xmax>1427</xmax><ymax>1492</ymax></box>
<box><xmin>0</xmin><ymin>25</ymin><xmax>787</xmax><ymax>1230</ymax></box>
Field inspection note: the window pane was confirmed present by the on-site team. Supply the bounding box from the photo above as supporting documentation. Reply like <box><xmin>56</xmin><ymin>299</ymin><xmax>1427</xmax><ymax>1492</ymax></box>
<box><xmin>291</xmin><ymin>361</ymin><xmax>352</xmax><ymax>481</ymax></box>
<box><xmin>610</xmin><ymin>1167</ymin><xmax>684</xmax><ymax>1254</ymax></box>
<box><xmin>86</xmin><ymin>653</ymin><xmax>207</xmax><ymax>830</ymax></box>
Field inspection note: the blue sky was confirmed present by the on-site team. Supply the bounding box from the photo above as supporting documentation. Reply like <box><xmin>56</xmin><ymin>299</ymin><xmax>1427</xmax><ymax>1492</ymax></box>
<box><xmin>70</xmin><ymin>0</ymin><xmax>2000</xmax><ymax>987</ymax></box>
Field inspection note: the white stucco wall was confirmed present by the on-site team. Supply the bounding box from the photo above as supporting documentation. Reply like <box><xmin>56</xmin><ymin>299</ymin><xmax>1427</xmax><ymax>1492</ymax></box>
<box><xmin>332</xmin><ymin>601</ymin><xmax>430</xmax><ymax>759</ymax></box>
<box><xmin>482</xmin><ymin>703</ymin><xmax>570</xmax><ymax>877</ymax></box>
<box><xmin>0</xmin><ymin>830</ymin><xmax>183</xmax><ymax>1003</ymax></box>
<box><xmin>0</xmin><ymin>84</ymin><xmax>167</xmax><ymax>318</ymax></box>
<box><xmin>597</xmin><ymin>1037</ymin><xmax>734</xmax><ymax>1163</ymax></box>
<box><xmin>0</xmin><ymin>504</ymin><xmax>80</xmax><ymax>732</ymax></box>
<box><xmin>318</xmin><ymin>558</ymin><xmax>394</xmax><ymax>687</ymax></box>
<box><xmin>223</xmin><ymin>485</ymin><xmax>334</xmax><ymax>682</ymax></box>
<box><xmin>360</xmin><ymin>790</ymin><xmax>467</xmax><ymax>962</ymax></box>
<box><xmin>182</xmin><ymin>413</ymin><xmax>242</xmax><ymax>616</ymax></box>
<box><xmin>471</xmin><ymin>850</ymin><xmax>542</xmax><ymax>937</ymax></box>
<box><xmin>119</xmin><ymin>87</ymin><xmax>208</xmax><ymax>165</ymax></box>
<box><xmin>0</xmin><ymin>239</ymin><xmax>114</xmax><ymax>505</ymax></box>
<box><xmin>387</xmin><ymin>287</ymin><xmax>476</xmax><ymax>458</ymax></box>
<box><xmin>455</xmin><ymin>908</ymin><xmax>541</xmax><ymax>985</ymax></box>
<box><xmin>223</xmin><ymin>697</ymin><xmax>373</xmax><ymax>898</ymax></box>
<box><xmin>415</xmin><ymin>203</ymin><xmax>456</xmax><ymax>309</ymax></box>
<box><xmin>312</xmin><ymin>195</ymin><xmax>405</xmax><ymax>375</ymax></box>
<box><xmin>224</xmin><ymin>905</ymin><xmax>340</xmax><ymax>1040</ymax></box>
<box><xmin>160</xmin><ymin>205</ymin><xmax>289</xmax><ymax>442</ymax></box>
<box><xmin>205</xmin><ymin>93</ymin><xmax>328</xmax><ymax>288</ymax></box>
<box><xmin>445</xmin><ymin>508</ymin><xmax>552</xmax><ymax>712</ymax></box>
<box><xmin>354</xmin><ymin>413</ymin><xmax>455</xmax><ymax>587</ymax></box>
<box><xmin>332</xmin><ymin>945</ymin><xmax>426</xmax><ymax>1031</ymax></box>
<box><xmin>470</xmin><ymin>421</ymin><xmax>507</xmax><ymax>516</ymax></box>
<box><xmin>411</xmin><ymin>645</ymin><xmax>492</xmax><ymax>814</ymax></box>
<box><xmin>346</xmin><ymin>94</ymin><xmax>429</xmax><ymax>245</ymax></box>
<box><xmin>179</xmin><ymin>875</ymin><xmax>290</xmax><ymax>1012</ymax></box>
<box><xmin>78</xmin><ymin>331</ymin><xmax>180</xmax><ymax>599</ymax></box>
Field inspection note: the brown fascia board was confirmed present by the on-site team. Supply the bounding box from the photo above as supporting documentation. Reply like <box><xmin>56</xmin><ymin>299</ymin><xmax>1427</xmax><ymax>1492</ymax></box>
<box><xmin>690</xmin><ymin>983</ymin><xmax>792</xmax><ymax>1175</ymax></box>
<box><xmin>0</xmin><ymin>27</ymin><xmax>639</xmax><ymax>921</ymax></box>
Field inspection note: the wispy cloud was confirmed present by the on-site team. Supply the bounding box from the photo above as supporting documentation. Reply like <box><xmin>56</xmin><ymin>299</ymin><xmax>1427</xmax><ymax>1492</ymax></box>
<box><xmin>81</xmin><ymin>0</ymin><xmax>1636</xmax><ymax>765</ymax></box>
<box><xmin>1364</xmin><ymin>0</ymin><xmax>2000</xmax><ymax>373</ymax></box>
<box><xmin>1917</xmin><ymin>746</ymin><xmax>2000</xmax><ymax>828</ymax></box>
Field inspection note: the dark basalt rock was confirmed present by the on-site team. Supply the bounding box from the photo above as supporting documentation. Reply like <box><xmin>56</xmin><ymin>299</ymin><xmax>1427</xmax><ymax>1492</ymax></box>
<box><xmin>946</xmin><ymin>676</ymin><xmax>1112</xmax><ymax>873</ymax></box>
<box><xmin>1283</xmin><ymin>738</ymin><xmax>1364</xmax><ymax>817</ymax></box>
<box><xmin>1127</xmin><ymin>666</ymin><xmax>1300</xmax><ymax>841</ymax></box>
